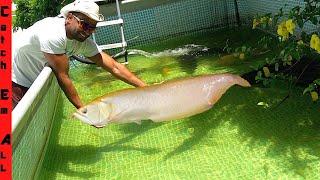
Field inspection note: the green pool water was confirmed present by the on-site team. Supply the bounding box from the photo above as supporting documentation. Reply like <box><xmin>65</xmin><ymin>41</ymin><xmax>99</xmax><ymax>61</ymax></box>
<box><xmin>37</xmin><ymin>28</ymin><xmax>320</xmax><ymax>179</ymax></box>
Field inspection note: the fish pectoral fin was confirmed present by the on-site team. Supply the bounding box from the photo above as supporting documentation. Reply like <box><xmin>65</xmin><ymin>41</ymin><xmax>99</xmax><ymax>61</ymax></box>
<box><xmin>107</xmin><ymin>104</ymin><xmax>129</xmax><ymax>123</ymax></box>
<box><xmin>97</xmin><ymin>102</ymin><xmax>118</xmax><ymax>123</ymax></box>
<box><xmin>105</xmin><ymin>103</ymin><xmax>117</xmax><ymax>122</ymax></box>
<box><xmin>100</xmin><ymin>104</ymin><xmax>110</xmax><ymax>120</ymax></box>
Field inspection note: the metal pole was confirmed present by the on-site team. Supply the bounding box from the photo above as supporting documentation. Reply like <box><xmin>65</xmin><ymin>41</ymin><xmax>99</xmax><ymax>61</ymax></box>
<box><xmin>234</xmin><ymin>0</ymin><xmax>241</xmax><ymax>26</ymax></box>
<box><xmin>115</xmin><ymin>0</ymin><xmax>128</xmax><ymax>64</ymax></box>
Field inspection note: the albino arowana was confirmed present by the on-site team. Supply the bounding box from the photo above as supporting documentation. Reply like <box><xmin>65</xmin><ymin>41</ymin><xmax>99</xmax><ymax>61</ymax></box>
<box><xmin>73</xmin><ymin>73</ymin><xmax>251</xmax><ymax>128</ymax></box>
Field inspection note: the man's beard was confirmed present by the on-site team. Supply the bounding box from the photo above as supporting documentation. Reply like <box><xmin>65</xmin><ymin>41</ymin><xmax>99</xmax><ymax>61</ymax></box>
<box><xmin>76</xmin><ymin>32</ymin><xmax>89</xmax><ymax>42</ymax></box>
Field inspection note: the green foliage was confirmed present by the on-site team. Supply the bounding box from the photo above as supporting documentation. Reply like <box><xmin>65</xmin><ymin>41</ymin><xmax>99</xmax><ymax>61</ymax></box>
<box><xmin>255</xmin><ymin>70</ymin><xmax>271</xmax><ymax>86</ymax></box>
<box><xmin>249</xmin><ymin>0</ymin><xmax>320</xmax><ymax>102</ymax></box>
<box><xmin>303</xmin><ymin>79</ymin><xmax>320</xmax><ymax>94</ymax></box>
<box><xmin>14</xmin><ymin>0</ymin><xmax>72</xmax><ymax>28</ymax></box>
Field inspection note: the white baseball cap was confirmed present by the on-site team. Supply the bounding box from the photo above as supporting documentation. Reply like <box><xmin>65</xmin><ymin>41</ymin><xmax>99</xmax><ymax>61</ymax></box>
<box><xmin>60</xmin><ymin>0</ymin><xmax>104</xmax><ymax>22</ymax></box>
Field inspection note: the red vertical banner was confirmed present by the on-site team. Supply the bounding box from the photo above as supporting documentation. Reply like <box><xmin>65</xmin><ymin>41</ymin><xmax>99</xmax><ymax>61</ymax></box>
<box><xmin>0</xmin><ymin>0</ymin><xmax>12</xmax><ymax>179</ymax></box>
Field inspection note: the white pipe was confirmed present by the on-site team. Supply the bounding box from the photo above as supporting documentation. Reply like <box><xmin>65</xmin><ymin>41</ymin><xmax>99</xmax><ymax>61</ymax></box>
<box><xmin>121</xmin><ymin>0</ymin><xmax>140</xmax><ymax>4</ymax></box>
<box><xmin>115</xmin><ymin>0</ymin><xmax>127</xmax><ymax>52</ymax></box>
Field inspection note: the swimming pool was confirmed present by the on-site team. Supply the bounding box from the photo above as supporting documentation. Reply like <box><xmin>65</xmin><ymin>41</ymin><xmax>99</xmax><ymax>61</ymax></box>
<box><xmin>36</xmin><ymin>28</ymin><xmax>320</xmax><ymax>179</ymax></box>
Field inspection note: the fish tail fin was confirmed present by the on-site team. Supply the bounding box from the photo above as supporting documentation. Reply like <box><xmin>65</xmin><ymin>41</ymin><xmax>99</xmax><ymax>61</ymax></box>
<box><xmin>208</xmin><ymin>74</ymin><xmax>250</xmax><ymax>105</ymax></box>
<box><xmin>232</xmin><ymin>75</ymin><xmax>251</xmax><ymax>87</ymax></box>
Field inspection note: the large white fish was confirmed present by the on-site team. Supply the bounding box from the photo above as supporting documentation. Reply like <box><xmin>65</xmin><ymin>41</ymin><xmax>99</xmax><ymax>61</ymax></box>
<box><xmin>73</xmin><ymin>73</ymin><xmax>250</xmax><ymax>127</ymax></box>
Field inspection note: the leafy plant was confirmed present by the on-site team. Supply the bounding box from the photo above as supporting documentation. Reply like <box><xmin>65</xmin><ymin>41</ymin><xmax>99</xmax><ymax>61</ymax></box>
<box><xmin>250</xmin><ymin>0</ymin><xmax>320</xmax><ymax>102</ymax></box>
<box><xmin>14</xmin><ymin>0</ymin><xmax>72</xmax><ymax>29</ymax></box>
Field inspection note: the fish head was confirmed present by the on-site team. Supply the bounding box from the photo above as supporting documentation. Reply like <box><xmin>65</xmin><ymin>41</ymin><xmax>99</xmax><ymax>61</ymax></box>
<box><xmin>73</xmin><ymin>101</ymin><xmax>114</xmax><ymax>128</ymax></box>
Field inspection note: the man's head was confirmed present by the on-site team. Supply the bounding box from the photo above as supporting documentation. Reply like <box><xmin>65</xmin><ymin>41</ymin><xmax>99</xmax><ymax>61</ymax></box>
<box><xmin>61</xmin><ymin>0</ymin><xmax>104</xmax><ymax>42</ymax></box>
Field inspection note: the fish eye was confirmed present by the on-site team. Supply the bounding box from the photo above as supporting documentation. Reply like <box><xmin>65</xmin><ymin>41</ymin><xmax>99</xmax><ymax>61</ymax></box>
<box><xmin>81</xmin><ymin>108</ymin><xmax>87</xmax><ymax>114</ymax></box>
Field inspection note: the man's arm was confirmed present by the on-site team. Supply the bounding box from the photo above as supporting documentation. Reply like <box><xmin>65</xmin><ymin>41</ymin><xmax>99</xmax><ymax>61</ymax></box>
<box><xmin>88</xmin><ymin>52</ymin><xmax>147</xmax><ymax>87</ymax></box>
<box><xmin>43</xmin><ymin>53</ymin><xmax>83</xmax><ymax>109</ymax></box>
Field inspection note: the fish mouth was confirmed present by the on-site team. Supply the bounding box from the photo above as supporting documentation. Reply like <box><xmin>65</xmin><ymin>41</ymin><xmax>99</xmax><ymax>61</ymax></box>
<box><xmin>73</xmin><ymin>111</ymin><xmax>94</xmax><ymax>126</ymax></box>
<box><xmin>92</xmin><ymin>125</ymin><xmax>105</xmax><ymax>128</ymax></box>
<box><xmin>73</xmin><ymin>111</ymin><xmax>106</xmax><ymax>128</ymax></box>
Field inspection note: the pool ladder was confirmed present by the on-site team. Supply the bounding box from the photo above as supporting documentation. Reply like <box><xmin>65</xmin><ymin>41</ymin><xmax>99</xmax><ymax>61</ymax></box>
<box><xmin>94</xmin><ymin>0</ymin><xmax>128</xmax><ymax>64</ymax></box>
<box><xmin>73</xmin><ymin>0</ymin><xmax>128</xmax><ymax>64</ymax></box>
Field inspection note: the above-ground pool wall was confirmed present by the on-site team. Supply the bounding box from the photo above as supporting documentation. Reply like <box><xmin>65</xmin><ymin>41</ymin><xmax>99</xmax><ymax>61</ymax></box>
<box><xmin>12</xmin><ymin>67</ymin><xmax>61</xmax><ymax>180</ymax></box>
<box><xmin>94</xmin><ymin>0</ymin><xmax>250</xmax><ymax>52</ymax></box>
<box><xmin>245</xmin><ymin>0</ymin><xmax>319</xmax><ymax>33</ymax></box>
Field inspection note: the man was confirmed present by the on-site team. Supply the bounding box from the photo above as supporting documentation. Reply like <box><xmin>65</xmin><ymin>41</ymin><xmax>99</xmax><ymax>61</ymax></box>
<box><xmin>12</xmin><ymin>0</ymin><xmax>146</xmax><ymax>109</ymax></box>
